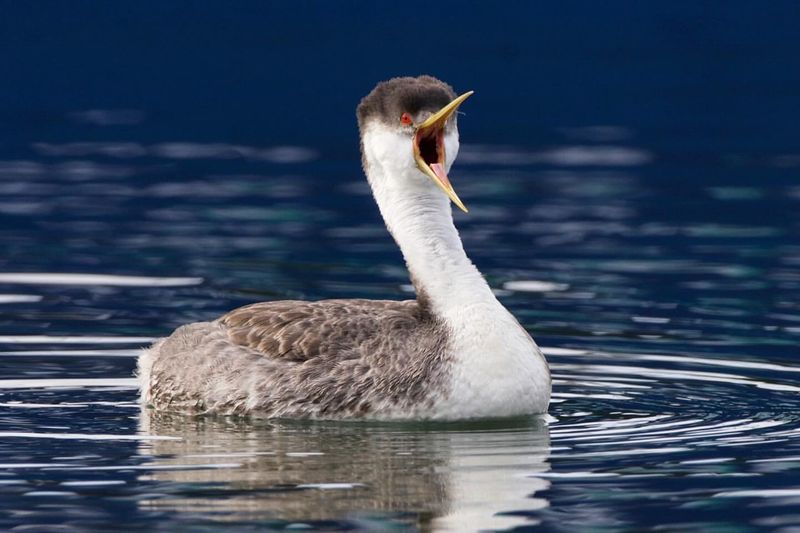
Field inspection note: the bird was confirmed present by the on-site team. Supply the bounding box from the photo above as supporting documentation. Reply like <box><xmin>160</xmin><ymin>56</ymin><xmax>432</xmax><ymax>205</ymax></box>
<box><xmin>137</xmin><ymin>75</ymin><xmax>550</xmax><ymax>420</ymax></box>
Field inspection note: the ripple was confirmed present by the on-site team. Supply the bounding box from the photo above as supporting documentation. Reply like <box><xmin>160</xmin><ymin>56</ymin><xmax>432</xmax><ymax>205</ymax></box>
<box><xmin>0</xmin><ymin>294</ymin><xmax>42</xmax><ymax>304</ymax></box>
<box><xmin>0</xmin><ymin>336</ymin><xmax>153</xmax><ymax>344</ymax></box>
<box><xmin>33</xmin><ymin>142</ymin><xmax>318</xmax><ymax>163</ymax></box>
<box><xmin>714</xmin><ymin>489</ymin><xmax>800</xmax><ymax>498</ymax></box>
<box><xmin>503</xmin><ymin>280</ymin><xmax>570</xmax><ymax>292</ymax></box>
<box><xmin>0</xmin><ymin>378</ymin><xmax>138</xmax><ymax>390</ymax></box>
<box><xmin>555</xmin><ymin>362</ymin><xmax>800</xmax><ymax>392</ymax></box>
<box><xmin>0</xmin><ymin>273</ymin><xmax>203</xmax><ymax>287</ymax></box>
<box><xmin>547</xmin><ymin>347</ymin><xmax>800</xmax><ymax>463</ymax></box>
<box><xmin>0</xmin><ymin>431</ymin><xmax>178</xmax><ymax>441</ymax></box>
<box><xmin>71</xmin><ymin>463</ymin><xmax>243</xmax><ymax>471</ymax></box>
<box><xmin>61</xmin><ymin>480</ymin><xmax>127</xmax><ymax>487</ymax></box>
<box><xmin>459</xmin><ymin>144</ymin><xmax>652</xmax><ymax>166</ymax></box>
<box><xmin>296</xmin><ymin>483</ymin><xmax>366</xmax><ymax>490</ymax></box>
<box><xmin>22</xmin><ymin>491</ymin><xmax>78</xmax><ymax>497</ymax></box>
<box><xmin>0</xmin><ymin>349</ymin><xmax>140</xmax><ymax>357</ymax></box>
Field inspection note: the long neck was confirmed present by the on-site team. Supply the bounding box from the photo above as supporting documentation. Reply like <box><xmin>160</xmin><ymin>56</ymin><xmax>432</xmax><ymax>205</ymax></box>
<box><xmin>368</xmin><ymin>166</ymin><xmax>498</xmax><ymax>316</ymax></box>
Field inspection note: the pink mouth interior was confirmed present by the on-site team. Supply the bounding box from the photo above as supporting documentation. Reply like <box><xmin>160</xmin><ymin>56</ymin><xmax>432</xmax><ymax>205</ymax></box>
<box><xmin>417</xmin><ymin>129</ymin><xmax>443</xmax><ymax>166</ymax></box>
<box><xmin>430</xmin><ymin>163</ymin><xmax>452</xmax><ymax>188</ymax></box>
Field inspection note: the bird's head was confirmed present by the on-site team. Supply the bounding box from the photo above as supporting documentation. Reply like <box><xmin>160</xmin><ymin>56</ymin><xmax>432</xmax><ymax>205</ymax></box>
<box><xmin>357</xmin><ymin>76</ymin><xmax>473</xmax><ymax>213</ymax></box>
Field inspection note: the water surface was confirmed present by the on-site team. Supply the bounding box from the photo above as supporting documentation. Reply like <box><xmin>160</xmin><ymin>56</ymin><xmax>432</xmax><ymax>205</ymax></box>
<box><xmin>2</xmin><ymin>2</ymin><xmax>800</xmax><ymax>531</ymax></box>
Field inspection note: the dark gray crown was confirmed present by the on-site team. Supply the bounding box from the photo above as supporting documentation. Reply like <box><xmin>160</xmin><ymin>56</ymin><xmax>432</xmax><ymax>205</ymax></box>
<box><xmin>357</xmin><ymin>76</ymin><xmax>457</xmax><ymax>133</ymax></box>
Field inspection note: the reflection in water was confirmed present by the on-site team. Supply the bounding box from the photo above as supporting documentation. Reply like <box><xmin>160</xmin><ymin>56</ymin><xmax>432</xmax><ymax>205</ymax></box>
<box><xmin>138</xmin><ymin>411</ymin><xmax>551</xmax><ymax>530</ymax></box>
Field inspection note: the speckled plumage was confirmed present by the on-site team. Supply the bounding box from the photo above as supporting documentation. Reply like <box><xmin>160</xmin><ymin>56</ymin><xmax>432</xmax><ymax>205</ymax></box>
<box><xmin>138</xmin><ymin>75</ymin><xmax>551</xmax><ymax>420</ymax></box>
<box><xmin>140</xmin><ymin>299</ymin><xmax>449</xmax><ymax>418</ymax></box>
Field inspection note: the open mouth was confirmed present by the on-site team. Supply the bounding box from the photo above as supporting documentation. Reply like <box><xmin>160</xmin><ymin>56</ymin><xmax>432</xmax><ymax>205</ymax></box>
<box><xmin>414</xmin><ymin>126</ymin><xmax>445</xmax><ymax>169</ymax></box>
<box><xmin>411</xmin><ymin>90</ymin><xmax>473</xmax><ymax>213</ymax></box>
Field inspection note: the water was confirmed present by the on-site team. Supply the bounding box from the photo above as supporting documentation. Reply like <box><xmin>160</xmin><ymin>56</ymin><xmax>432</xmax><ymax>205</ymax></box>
<box><xmin>2</xmin><ymin>2</ymin><xmax>800</xmax><ymax>531</ymax></box>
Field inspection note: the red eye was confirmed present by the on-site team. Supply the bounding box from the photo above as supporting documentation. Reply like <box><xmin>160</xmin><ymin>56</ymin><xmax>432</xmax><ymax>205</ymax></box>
<box><xmin>400</xmin><ymin>112</ymin><xmax>412</xmax><ymax>125</ymax></box>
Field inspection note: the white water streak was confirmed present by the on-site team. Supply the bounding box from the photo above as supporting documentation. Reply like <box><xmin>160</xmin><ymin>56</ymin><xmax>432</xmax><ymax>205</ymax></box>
<box><xmin>0</xmin><ymin>336</ymin><xmax>154</xmax><ymax>344</ymax></box>
<box><xmin>0</xmin><ymin>273</ymin><xmax>202</xmax><ymax>287</ymax></box>
<box><xmin>0</xmin><ymin>431</ymin><xmax>179</xmax><ymax>441</ymax></box>
<box><xmin>0</xmin><ymin>378</ymin><xmax>138</xmax><ymax>390</ymax></box>
<box><xmin>0</xmin><ymin>295</ymin><xmax>43</xmax><ymax>304</ymax></box>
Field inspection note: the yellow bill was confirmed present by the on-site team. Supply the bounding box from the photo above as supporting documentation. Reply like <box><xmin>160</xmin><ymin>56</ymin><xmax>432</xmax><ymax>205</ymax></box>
<box><xmin>413</xmin><ymin>91</ymin><xmax>474</xmax><ymax>213</ymax></box>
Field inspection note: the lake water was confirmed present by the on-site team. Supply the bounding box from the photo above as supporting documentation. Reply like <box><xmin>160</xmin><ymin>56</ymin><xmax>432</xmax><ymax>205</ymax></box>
<box><xmin>1</xmin><ymin>3</ymin><xmax>799</xmax><ymax>531</ymax></box>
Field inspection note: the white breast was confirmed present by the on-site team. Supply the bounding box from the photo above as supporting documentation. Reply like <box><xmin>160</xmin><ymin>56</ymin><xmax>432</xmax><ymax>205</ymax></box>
<box><xmin>432</xmin><ymin>303</ymin><xmax>551</xmax><ymax>419</ymax></box>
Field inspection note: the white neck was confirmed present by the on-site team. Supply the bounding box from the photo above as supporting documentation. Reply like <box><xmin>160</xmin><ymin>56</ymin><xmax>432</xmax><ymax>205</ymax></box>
<box><xmin>360</xmin><ymin>123</ymin><xmax>550</xmax><ymax>418</ymax></box>
<box><xmin>362</xmin><ymin>127</ymin><xmax>498</xmax><ymax>315</ymax></box>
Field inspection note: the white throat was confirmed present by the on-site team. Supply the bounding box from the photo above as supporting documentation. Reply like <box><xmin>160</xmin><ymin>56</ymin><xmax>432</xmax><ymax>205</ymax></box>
<box><xmin>361</xmin><ymin>124</ymin><xmax>497</xmax><ymax>315</ymax></box>
<box><xmin>361</xmin><ymin>122</ymin><xmax>550</xmax><ymax>418</ymax></box>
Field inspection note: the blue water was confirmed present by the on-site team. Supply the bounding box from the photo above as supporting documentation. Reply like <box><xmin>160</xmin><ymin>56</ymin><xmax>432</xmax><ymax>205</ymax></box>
<box><xmin>1</xmin><ymin>2</ymin><xmax>799</xmax><ymax>531</ymax></box>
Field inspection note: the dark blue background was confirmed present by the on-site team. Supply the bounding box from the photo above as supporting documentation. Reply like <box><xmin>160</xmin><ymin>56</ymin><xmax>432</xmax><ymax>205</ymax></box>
<box><xmin>2</xmin><ymin>1</ymin><xmax>798</xmax><ymax>152</ymax></box>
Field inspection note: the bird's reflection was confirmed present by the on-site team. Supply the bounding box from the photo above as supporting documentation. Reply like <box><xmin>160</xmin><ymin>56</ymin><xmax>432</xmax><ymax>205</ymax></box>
<box><xmin>138</xmin><ymin>410</ymin><xmax>551</xmax><ymax>530</ymax></box>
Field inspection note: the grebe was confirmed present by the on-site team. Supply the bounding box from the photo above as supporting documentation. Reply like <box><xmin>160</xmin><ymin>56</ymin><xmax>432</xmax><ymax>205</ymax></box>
<box><xmin>138</xmin><ymin>76</ymin><xmax>550</xmax><ymax>419</ymax></box>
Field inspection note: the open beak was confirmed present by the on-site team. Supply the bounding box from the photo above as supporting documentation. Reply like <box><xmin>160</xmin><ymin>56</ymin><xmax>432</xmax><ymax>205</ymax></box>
<box><xmin>413</xmin><ymin>91</ymin><xmax>474</xmax><ymax>213</ymax></box>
